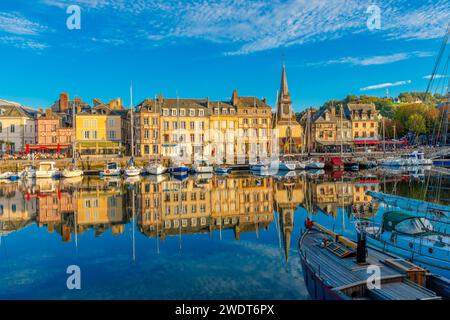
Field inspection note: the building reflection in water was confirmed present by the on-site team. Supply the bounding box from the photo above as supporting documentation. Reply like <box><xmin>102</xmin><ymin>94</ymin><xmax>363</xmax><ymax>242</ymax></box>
<box><xmin>0</xmin><ymin>171</ymin><xmax>438</xmax><ymax>260</ymax></box>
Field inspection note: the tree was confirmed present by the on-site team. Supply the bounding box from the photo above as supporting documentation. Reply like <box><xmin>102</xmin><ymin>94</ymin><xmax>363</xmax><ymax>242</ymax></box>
<box><xmin>406</xmin><ymin>114</ymin><xmax>426</xmax><ymax>135</ymax></box>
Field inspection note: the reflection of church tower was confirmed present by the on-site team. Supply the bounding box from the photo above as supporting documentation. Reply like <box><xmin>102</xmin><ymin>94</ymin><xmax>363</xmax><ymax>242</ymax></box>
<box><xmin>274</xmin><ymin>64</ymin><xmax>303</xmax><ymax>154</ymax></box>
<box><xmin>279</xmin><ymin>206</ymin><xmax>293</xmax><ymax>263</ymax></box>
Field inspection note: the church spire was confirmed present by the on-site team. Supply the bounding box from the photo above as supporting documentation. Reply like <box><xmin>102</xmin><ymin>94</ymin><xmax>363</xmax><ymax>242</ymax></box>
<box><xmin>280</xmin><ymin>63</ymin><xmax>289</xmax><ymax>96</ymax></box>
<box><xmin>276</xmin><ymin>63</ymin><xmax>292</xmax><ymax>121</ymax></box>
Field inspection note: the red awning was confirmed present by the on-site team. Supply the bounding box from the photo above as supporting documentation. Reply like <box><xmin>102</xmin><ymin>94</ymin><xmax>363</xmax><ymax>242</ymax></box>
<box><xmin>25</xmin><ymin>144</ymin><xmax>70</xmax><ymax>153</ymax></box>
<box><xmin>353</xmin><ymin>139</ymin><xmax>380</xmax><ymax>145</ymax></box>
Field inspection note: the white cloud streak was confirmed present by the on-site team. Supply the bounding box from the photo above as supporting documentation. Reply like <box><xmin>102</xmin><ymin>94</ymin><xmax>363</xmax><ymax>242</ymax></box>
<box><xmin>423</xmin><ymin>74</ymin><xmax>448</xmax><ymax>79</ymax></box>
<box><xmin>0</xmin><ymin>12</ymin><xmax>46</xmax><ymax>36</ymax></box>
<box><xmin>360</xmin><ymin>80</ymin><xmax>412</xmax><ymax>91</ymax></box>
<box><xmin>310</xmin><ymin>51</ymin><xmax>434</xmax><ymax>67</ymax></box>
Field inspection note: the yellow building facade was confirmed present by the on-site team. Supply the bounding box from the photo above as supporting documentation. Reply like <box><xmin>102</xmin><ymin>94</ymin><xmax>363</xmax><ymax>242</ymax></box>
<box><xmin>347</xmin><ymin>103</ymin><xmax>380</xmax><ymax>140</ymax></box>
<box><xmin>75</xmin><ymin>105</ymin><xmax>124</xmax><ymax>156</ymax></box>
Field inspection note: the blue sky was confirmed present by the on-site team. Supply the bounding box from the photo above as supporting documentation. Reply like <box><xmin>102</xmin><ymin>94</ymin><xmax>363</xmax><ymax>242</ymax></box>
<box><xmin>0</xmin><ymin>0</ymin><xmax>448</xmax><ymax>112</ymax></box>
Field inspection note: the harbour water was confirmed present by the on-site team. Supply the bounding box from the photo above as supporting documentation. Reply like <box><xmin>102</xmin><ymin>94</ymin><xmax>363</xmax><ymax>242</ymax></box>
<box><xmin>0</xmin><ymin>168</ymin><xmax>448</xmax><ymax>299</ymax></box>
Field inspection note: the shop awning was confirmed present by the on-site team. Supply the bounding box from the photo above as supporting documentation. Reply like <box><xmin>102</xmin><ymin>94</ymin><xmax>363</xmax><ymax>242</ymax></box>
<box><xmin>25</xmin><ymin>144</ymin><xmax>70</xmax><ymax>153</ymax></box>
<box><xmin>353</xmin><ymin>139</ymin><xmax>379</xmax><ymax>145</ymax></box>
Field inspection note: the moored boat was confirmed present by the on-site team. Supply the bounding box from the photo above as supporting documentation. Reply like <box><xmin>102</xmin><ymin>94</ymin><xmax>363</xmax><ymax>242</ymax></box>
<box><xmin>304</xmin><ymin>159</ymin><xmax>325</xmax><ymax>170</ymax></box>
<box><xmin>299</xmin><ymin>219</ymin><xmax>448</xmax><ymax>300</ymax></box>
<box><xmin>170</xmin><ymin>163</ymin><xmax>189</xmax><ymax>176</ymax></box>
<box><xmin>192</xmin><ymin>159</ymin><xmax>214</xmax><ymax>173</ymax></box>
<box><xmin>380</xmin><ymin>151</ymin><xmax>433</xmax><ymax>166</ymax></box>
<box><xmin>343</xmin><ymin>158</ymin><xmax>359</xmax><ymax>171</ymax></box>
<box><xmin>102</xmin><ymin>162</ymin><xmax>121</xmax><ymax>176</ymax></box>
<box><xmin>364</xmin><ymin>211</ymin><xmax>450</xmax><ymax>279</ymax></box>
<box><xmin>145</xmin><ymin>162</ymin><xmax>167</xmax><ymax>175</ymax></box>
<box><xmin>322</xmin><ymin>156</ymin><xmax>344</xmax><ymax>170</ymax></box>
<box><xmin>214</xmin><ymin>166</ymin><xmax>230</xmax><ymax>174</ymax></box>
<box><xmin>0</xmin><ymin>172</ymin><xmax>14</xmax><ymax>180</ymax></box>
<box><xmin>35</xmin><ymin>161</ymin><xmax>58</xmax><ymax>178</ymax></box>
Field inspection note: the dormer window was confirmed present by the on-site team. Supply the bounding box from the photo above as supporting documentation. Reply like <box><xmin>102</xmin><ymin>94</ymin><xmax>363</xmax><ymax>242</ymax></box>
<box><xmin>0</xmin><ymin>109</ymin><xmax>5</xmax><ymax>116</ymax></box>
<box><xmin>172</xmin><ymin>109</ymin><xmax>177</xmax><ymax>116</ymax></box>
<box><xmin>162</xmin><ymin>109</ymin><xmax>169</xmax><ymax>116</ymax></box>
<box><xmin>222</xmin><ymin>108</ymin><xmax>228</xmax><ymax>114</ymax></box>
<box><xmin>198</xmin><ymin>110</ymin><xmax>204</xmax><ymax>116</ymax></box>
<box><xmin>214</xmin><ymin>108</ymin><xmax>219</xmax><ymax>115</ymax></box>
<box><xmin>180</xmin><ymin>109</ymin><xmax>185</xmax><ymax>116</ymax></box>
<box><xmin>190</xmin><ymin>109</ymin><xmax>195</xmax><ymax>116</ymax></box>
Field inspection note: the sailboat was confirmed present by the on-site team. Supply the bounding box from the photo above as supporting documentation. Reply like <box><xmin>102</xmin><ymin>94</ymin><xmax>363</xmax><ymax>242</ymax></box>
<box><xmin>169</xmin><ymin>96</ymin><xmax>189</xmax><ymax>177</ymax></box>
<box><xmin>213</xmin><ymin>102</ymin><xmax>230</xmax><ymax>174</ymax></box>
<box><xmin>62</xmin><ymin>102</ymin><xmax>83</xmax><ymax>178</ymax></box>
<box><xmin>124</xmin><ymin>83</ymin><xmax>142</xmax><ymax>177</ymax></box>
<box><xmin>143</xmin><ymin>96</ymin><xmax>167</xmax><ymax>175</ymax></box>
<box><xmin>302</xmin><ymin>108</ymin><xmax>324</xmax><ymax>170</ymax></box>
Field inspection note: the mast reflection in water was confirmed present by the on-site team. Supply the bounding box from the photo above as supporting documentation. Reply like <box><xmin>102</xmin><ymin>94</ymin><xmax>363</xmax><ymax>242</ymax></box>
<box><xmin>0</xmin><ymin>170</ymin><xmax>447</xmax><ymax>299</ymax></box>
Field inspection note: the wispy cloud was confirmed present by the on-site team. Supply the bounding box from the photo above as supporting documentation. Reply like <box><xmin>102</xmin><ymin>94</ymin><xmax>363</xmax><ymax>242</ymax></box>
<box><xmin>0</xmin><ymin>36</ymin><xmax>47</xmax><ymax>50</ymax></box>
<box><xmin>360</xmin><ymin>80</ymin><xmax>412</xmax><ymax>92</ymax></box>
<box><xmin>310</xmin><ymin>51</ymin><xmax>434</xmax><ymax>67</ymax></box>
<box><xmin>0</xmin><ymin>12</ymin><xmax>46</xmax><ymax>36</ymax></box>
<box><xmin>40</xmin><ymin>0</ymin><xmax>450</xmax><ymax>55</ymax></box>
<box><xmin>423</xmin><ymin>74</ymin><xmax>448</xmax><ymax>79</ymax></box>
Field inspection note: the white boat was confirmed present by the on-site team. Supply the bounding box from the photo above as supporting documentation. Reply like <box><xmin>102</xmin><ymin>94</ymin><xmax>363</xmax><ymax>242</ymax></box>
<box><xmin>124</xmin><ymin>85</ymin><xmax>142</xmax><ymax>177</ymax></box>
<box><xmin>380</xmin><ymin>151</ymin><xmax>433</xmax><ymax>166</ymax></box>
<box><xmin>62</xmin><ymin>167</ymin><xmax>83</xmax><ymax>178</ymax></box>
<box><xmin>124</xmin><ymin>165</ymin><xmax>141</xmax><ymax>177</ymax></box>
<box><xmin>214</xmin><ymin>166</ymin><xmax>230</xmax><ymax>174</ymax></box>
<box><xmin>0</xmin><ymin>172</ymin><xmax>14</xmax><ymax>179</ymax></box>
<box><xmin>146</xmin><ymin>162</ymin><xmax>167</xmax><ymax>175</ymax></box>
<box><xmin>35</xmin><ymin>161</ymin><xmax>58</xmax><ymax>178</ymax></box>
<box><xmin>278</xmin><ymin>161</ymin><xmax>296</xmax><ymax>171</ymax></box>
<box><xmin>304</xmin><ymin>159</ymin><xmax>325</xmax><ymax>170</ymax></box>
<box><xmin>102</xmin><ymin>162</ymin><xmax>121</xmax><ymax>176</ymax></box>
<box><xmin>250</xmin><ymin>163</ymin><xmax>272</xmax><ymax>176</ymax></box>
<box><xmin>192</xmin><ymin>159</ymin><xmax>213</xmax><ymax>173</ymax></box>
<box><xmin>295</xmin><ymin>161</ymin><xmax>306</xmax><ymax>170</ymax></box>
<box><xmin>62</xmin><ymin>103</ymin><xmax>83</xmax><ymax>179</ymax></box>
<box><xmin>281</xmin><ymin>156</ymin><xmax>304</xmax><ymax>170</ymax></box>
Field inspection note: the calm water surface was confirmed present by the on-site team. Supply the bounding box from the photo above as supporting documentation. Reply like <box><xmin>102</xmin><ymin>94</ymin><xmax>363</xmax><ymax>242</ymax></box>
<box><xmin>0</xmin><ymin>168</ymin><xmax>448</xmax><ymax>299</ymax></box>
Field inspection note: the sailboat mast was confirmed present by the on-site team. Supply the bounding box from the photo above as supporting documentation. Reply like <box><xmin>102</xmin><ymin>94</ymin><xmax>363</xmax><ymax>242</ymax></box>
<box><xmin>72</xmin><ymin>102</ymin><xmax>76</xmax><ymax>160</ymax></box>
<box><xmin>132</xmin><ymin>188</ymin><xmax>136</xmax><ymax>262</ymax></box>
<box><xmin>340</xmin><ymin>105</ymin><xmax>343</xmax><ymax>157</ymax></box>
<box><xmin>130</xmin><ymin>83</ymin><xmax>135</xmax><ymax>158</ymax></box>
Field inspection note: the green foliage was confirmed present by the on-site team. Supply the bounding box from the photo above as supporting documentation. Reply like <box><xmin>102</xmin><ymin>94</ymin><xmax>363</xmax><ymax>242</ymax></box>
<box><xmin>321</xmin><ymin>92</ymin><xmax>446</xmax><ymax>135</ymax></box>
<box><xmin>406</xmin><ymin>113</ymin><xmax>427</xmax><ymax>135</ymax></box>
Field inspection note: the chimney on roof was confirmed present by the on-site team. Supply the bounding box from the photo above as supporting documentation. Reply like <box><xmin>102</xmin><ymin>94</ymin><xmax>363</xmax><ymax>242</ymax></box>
<box><xmin>39</xmin><ymin>108</ymin><xmax>43</xmax><ymax>114</ymax></box>
<box><xmin>157</xmin><ymin>93</ymin><xmax>164</xmax><ymax>103</ymax></box>
<box><xmin>46</xmin><ymin>108</ymin><xmax>52</xmax><ymax>117</ymax></box>
<box><xmin>231</xmin><ymin>89</ymin><xmax>239</xmax><ymax>106</ymax></box>
<box><xmin>331</xmin><ymin>105</ymin><xmax>336</xmax><ymax>116</ymax></box>
<box><xmin>262</xmin><ymin>98</ymin><xmax>267</xmax><ymax>104</ymax></box>
<box><xmin>59</xmin><ymin>93</ymin><xmax>69</xmax><ymax>112</ymax></box>
<box><xmin>206</xmin><ymin>97</ymin><xmax>210</xmax><ymax>108</ymax></box>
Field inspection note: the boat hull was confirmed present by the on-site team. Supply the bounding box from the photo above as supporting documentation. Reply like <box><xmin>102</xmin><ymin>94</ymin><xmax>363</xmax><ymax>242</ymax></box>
<box><xmin>102</xmin><ymin>169</ymin><xmax>121</xmax><ymax>176</ymax></box>
<box><xmin>62</xmin><ymin>169</ymin><xmax>83</xmax><ymax>178</ymax></box>
<box><xmin>305</xmin><ymin>162</ymin><xmax>325</xmax><ymax>170</ymax></box>
<box><xmin>192</xmin><ymin>166</ymin><xmax>214</xmax><ymax>173</ymax></box>
<box><xmin>300</xmin><ymin>256</ymin><xmax>346</xmax><ymax>300</ymax></box>
<box><xmin>147</xmin><ymin>165</ymin><xmax>167</xmax><ymax>175</ymax></box>
<box><xmin>170</xmin><ymin>167</ymin><xmax>189</xmax><ymax>175</ymax></box>
<box><xmin>35</xmin><ymin>171</ymin><xmax>57</xmax><ymax>178</ymax></box>
<box><xmin>124</xmin><ymin>168</ymin><xmax>141</xmax><ymax>176</ymax></box>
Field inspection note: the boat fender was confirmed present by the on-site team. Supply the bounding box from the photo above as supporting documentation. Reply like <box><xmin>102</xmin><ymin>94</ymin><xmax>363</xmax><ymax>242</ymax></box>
<box><xmin>304</xmin><ymin>218</ymin><xmax>313</xmax><ymax>230</ymax></box>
